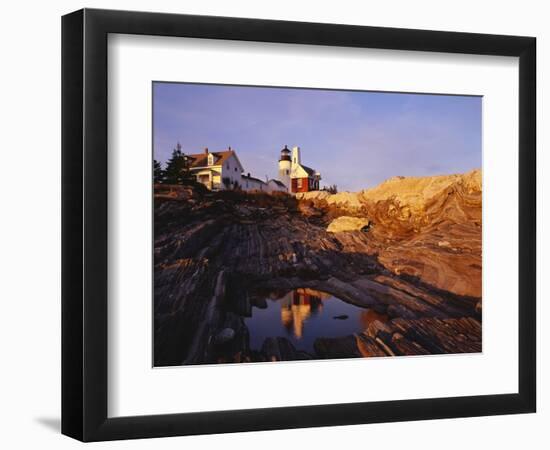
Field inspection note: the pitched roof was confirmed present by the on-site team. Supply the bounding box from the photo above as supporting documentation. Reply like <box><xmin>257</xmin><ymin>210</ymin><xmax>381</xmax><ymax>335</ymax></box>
<box><xmin>242</xmin><ymin>174</ymin><xmax>266</xmax><ymax>184</ymax></box>
<box><xmin>298</xmin><ymin>164</ymin><xmax>317</xmax><ymax>176</ymax></box>
<box><xmin>186</xmin><ymin>150</ymin><xmax>236</xmax><ymax>168</ymax></box>
<box><xmin>268</xmin><ymin>179</ymin><xmax>286</xmax><ymax>187</ymax></box>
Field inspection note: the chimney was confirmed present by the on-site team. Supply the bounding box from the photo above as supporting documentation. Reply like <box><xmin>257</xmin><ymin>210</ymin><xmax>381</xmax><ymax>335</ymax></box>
<box><xmin>247</xmin><ymin>172</ymin><xmax>251</xmax><ymax>177</ymax></box>
<box><xmin>204</xmin><ymin>147</ymin><xmax>208</xmax><ymax>154</ymax></box>
<box><xmin>292</xmin><ymin>146</ymin><xmax>301</xmax><ymax>165</ymax></box>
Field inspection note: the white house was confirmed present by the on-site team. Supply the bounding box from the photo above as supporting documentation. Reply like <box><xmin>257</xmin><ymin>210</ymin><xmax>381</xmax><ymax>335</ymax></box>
<box><xmin>241</xmin><ymin>173</ymin><xmax>267</xmax><ymax>191</ymax></box>
<box><xmin>187</xmin><ymin>148</ymin><xmax>244</xmax><ymax>190</ymax></box>
<box><xmin>266</xmin><ymin>179</ymin><xmax>288</xmax><ymax>193</ymax></box>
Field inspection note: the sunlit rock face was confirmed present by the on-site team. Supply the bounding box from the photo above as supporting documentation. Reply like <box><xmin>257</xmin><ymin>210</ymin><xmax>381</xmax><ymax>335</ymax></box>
<box><xmin>297</xmin><ymin>169</ymin><xmax>482</xmax><ymax>298</ymax></box>
<box><xmin>327</xmin><ymin>216</ymin><xmax>370</xmax><ymax>233</ymax></box>
<box><xmin>359</xmin><ymin>170</ymin><xmax>482</xmax><ymax>298</ymax></box>
<box><xmin>297</xmin><ymin>190</ymin><xmax>364</xmax><ymax>210</ymax></box>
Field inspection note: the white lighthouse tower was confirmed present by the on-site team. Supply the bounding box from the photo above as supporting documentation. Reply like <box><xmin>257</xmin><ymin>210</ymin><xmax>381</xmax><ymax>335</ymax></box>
<box><xmin>278</xmin><ymin>145</ymin><xmax>291</xmax><ymax>190</ymax></box>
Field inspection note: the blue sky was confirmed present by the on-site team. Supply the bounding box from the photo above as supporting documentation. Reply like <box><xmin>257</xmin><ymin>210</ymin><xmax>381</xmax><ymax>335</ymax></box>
<box><xmin>153</xmin><ymin>82</ymin><xmax>481</xmax><ymax>191</ymax></box>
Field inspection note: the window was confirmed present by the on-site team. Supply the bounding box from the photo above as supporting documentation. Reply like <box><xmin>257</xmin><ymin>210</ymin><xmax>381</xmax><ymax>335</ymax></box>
<box><xmin>297</xmin><ymin>179</ymin><xmax>302</xmax><ymax>188</ymax></box>
<box><xmin>226</xmin><ymin>164</ymin><xmax>229</xmax><ymax>169</ymax></box>
<box><xmin>235</xmin><ymin>167</ymin><xmax>237</xmax><ymax>172</ymax></box>
<box><xmin>286</xmin><ymin>170</ymin><xmax>289</xmax><ymax>175</ymax></box>
<box><xmin>207</xmin><ymin>154</ymin><xmax>214</xmax><ymax>166</ymax></box>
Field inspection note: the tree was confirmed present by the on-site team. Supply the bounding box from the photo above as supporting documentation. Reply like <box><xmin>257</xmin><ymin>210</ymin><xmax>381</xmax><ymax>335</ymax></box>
<box><xmin>322</xmin><ymin>184</ymin><xmax>338</xmax><ymax>194</ymax></box>
<box><xmin>164</xmin><ymin>142</ymin><xmax>191</xmax><ymax>184</ymax></box>
<box><xmin>153</xmin><ymin>159</ymin><xmax>164</xmax><ymax>184</ymax></box>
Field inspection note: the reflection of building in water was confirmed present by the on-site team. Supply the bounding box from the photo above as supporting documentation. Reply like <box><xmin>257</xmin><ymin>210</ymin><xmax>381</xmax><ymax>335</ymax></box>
<box><xmin>279</xmin><ymin>288</ymin><xmax>330</xmax><ymax>338</ymax></box>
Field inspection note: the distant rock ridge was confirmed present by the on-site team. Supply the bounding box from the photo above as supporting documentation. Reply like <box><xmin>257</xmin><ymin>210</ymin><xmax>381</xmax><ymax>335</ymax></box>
<box><xmin>297</xmin><ymin>169</ymin><xmax>481</xmax><ymax>215</ymax></box>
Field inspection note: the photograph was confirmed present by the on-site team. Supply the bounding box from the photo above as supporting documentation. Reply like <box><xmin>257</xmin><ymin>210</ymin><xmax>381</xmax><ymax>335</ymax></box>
<box><xmin>0</xmin><ymin>0</ymin><xmax>542</xmax><ymax>446</ymax></box>
<box><xmin>152</xmin><ymin>82</ymin><xmax>483</xmax><ymax>367</ymax></box>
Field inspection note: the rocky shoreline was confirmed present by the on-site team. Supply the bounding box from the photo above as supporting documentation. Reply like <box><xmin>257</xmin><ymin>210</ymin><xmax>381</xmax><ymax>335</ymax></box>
<box><xmin>154</xmin><ymin>170</ymin><xmax>482</xmax><ymax>366</ymax></box>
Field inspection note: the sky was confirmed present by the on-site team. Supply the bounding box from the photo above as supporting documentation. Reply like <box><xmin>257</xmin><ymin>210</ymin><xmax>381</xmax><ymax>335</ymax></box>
<box><xmin>153</xmin><ymin>82</ymin><xmax>481</xmax><ymax>192</ymax></box>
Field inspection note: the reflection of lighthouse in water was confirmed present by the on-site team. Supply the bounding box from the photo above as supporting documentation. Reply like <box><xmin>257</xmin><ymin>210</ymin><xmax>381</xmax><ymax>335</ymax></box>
<box><xmin>279</xmin><ymin>288</ymin><xmax>330</xmax><ymax>338</ymax></box>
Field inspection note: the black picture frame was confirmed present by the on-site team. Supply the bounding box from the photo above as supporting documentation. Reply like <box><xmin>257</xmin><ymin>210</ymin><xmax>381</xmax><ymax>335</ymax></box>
<box><xmin>62</xmin><ymin>8</ymin><xmax>536</xmax><ymax>442</ymax></box>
